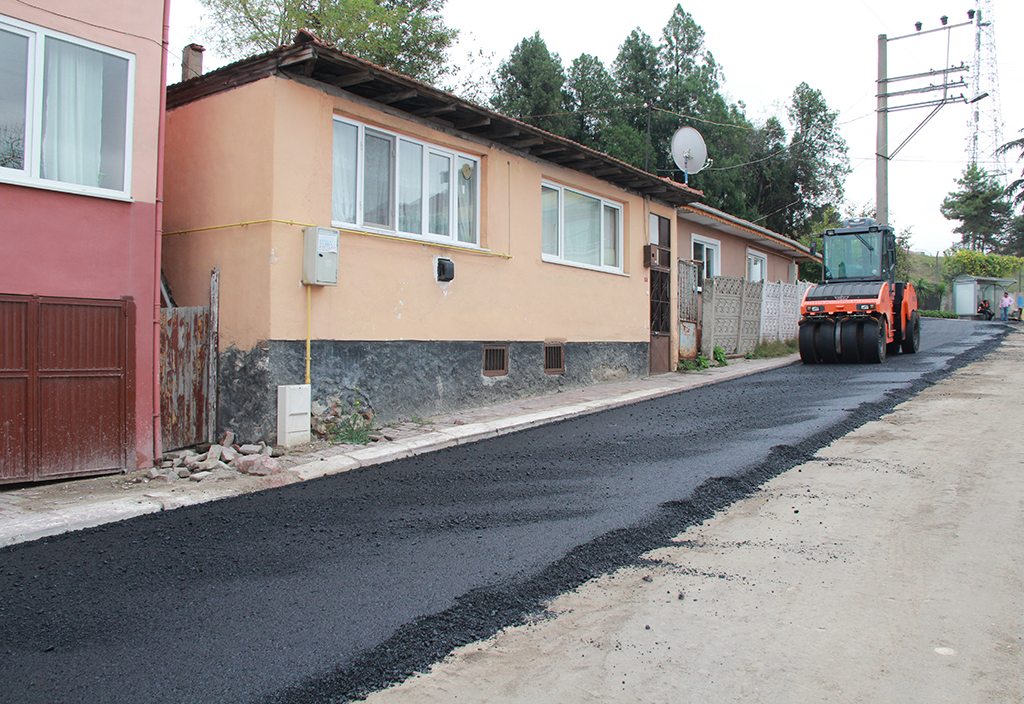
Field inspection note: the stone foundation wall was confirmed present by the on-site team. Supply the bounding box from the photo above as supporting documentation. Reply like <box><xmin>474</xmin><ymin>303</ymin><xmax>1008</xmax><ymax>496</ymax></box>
<box><xmin>217</xmin><ymin>340</ymin><xmax>649</xmax><ymax>444</ymax></box>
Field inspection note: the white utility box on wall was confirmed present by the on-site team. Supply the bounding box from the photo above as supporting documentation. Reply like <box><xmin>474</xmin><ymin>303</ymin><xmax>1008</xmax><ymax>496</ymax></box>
<box><xmin>302</xmin><ymin>226</ymin><xmax>340</xmax><ymax>286</ymax></box>
<box><xmin>277</xmin><ymin>384</ymin><xmax>311</xmax><ymax>446</ymax></box>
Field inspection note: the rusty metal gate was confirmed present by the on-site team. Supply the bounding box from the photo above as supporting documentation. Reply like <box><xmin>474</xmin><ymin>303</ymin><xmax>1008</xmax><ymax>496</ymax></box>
<box><xmin>159</xmin><ymin>269</ymin><xmax>218</xmax><ymax>451</ymax></box>
<box><xmin>1</xmin><ymin>295</ymin><xmax>134</xmax><ymax>484</ymax></box>
<box><xmin>677</xmin><ymin>260</ymin><xmax>700</xmax><ymax>359</ymax></box>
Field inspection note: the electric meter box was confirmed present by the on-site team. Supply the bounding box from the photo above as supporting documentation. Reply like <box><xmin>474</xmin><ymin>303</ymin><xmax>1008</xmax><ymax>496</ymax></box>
<box><xmin>302</xmin><ymin>226</ymin><xmax>340</xmax><ymax>286</ymax></box>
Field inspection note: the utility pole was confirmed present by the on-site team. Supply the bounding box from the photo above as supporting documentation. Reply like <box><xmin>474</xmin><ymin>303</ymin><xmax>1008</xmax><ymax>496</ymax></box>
<box><xmin>875</xmin><ymin>13</ymin><xmax>981</xmax><ymax>227</ymax></box>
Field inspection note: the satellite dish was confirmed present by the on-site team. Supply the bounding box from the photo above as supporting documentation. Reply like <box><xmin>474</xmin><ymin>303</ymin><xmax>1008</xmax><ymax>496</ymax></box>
<box><xmin>670</xmin><ymin>127</ymin><xmax>708</xmax><ymax>184</ymax></box>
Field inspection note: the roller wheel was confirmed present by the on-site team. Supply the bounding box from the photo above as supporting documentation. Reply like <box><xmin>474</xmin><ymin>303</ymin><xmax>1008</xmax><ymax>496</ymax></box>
<box><xmin>860</xmin><ymin>317</ymin><xmax>887</xmax><ymax>363</ymax></box>
<box><xmin>839</xmin><ymin>319</ymin><xmax>860</xmax><ymax>363</ymax></box>
<box><xmin>799</xmin><ymin>322</ymin><xmax>818</xmax><ymax>364</ymax></box>
<box><xmin>814</xmin><ymin>318</ymin><xmax>839</xmax><ymax>364</ymax></box>
<box><xmin>901</xmin><ymin>311</ymin><xmax>920</xmax><ymax>354</ymax></box>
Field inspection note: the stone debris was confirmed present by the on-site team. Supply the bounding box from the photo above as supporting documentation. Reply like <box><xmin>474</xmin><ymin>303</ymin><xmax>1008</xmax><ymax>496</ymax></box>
<box><xmin>234</xmin><ymin>455</ymin><xmax>282</xmax><ymax>476</ymax></box>
<box><xmin>156</xmin><ymin>415</ymin><xmax>430</xmax><ymax>483</ymax></box>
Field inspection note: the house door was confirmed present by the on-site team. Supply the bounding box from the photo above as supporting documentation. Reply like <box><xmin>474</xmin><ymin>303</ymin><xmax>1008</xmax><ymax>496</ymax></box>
<box><xmin>1</xmin><ymin>295</ymin><xmax>134</xmax><ymax>484</ymax></box>
<box><xmin>649</xmin><ymin>214</ymin><xmax>672</xmax><ymax>374</ymax></box>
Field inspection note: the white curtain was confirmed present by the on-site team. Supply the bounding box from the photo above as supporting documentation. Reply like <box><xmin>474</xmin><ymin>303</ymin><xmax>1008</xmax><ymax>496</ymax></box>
<box><xmin>603</xmin><ymin>205</ymin><xmax>619</xmax><ymax>268</ymax></box>
<box><xmin>564</xmin><ymin>190</ymin><xmax>601</xmax><ymax>266</ymax></box>
<box><xmin>364</xmin><ymin>132</ymin><xmax>392</xmax><ymax>227</ymax></box>
<box><xmin>332</xmin><ymin>121</ymin><xmax>358</xmax><ymax>223</ymax></box>
<box><xmin>456</xmin><ymin>158</ymin><xmax>475</xmax><ymax>243</ymax></box>
<box><xmin>541</xmin><ymin>186</ymin><xmax>559</xmax><ymax>255</ymax></box>
<box><xmin>40</xmin><ymin>38</ymin><xmax>103</xmax><ymax>187</ymax></box>
<box><xmin>428</xmin><ymin>152</ymin><xmax>450</xmax><ymax>237</ymax></box>
<box><xmin>398</xmin><ymin>139</ymin><xmax>422</xmax><ymax>234</ymax></box>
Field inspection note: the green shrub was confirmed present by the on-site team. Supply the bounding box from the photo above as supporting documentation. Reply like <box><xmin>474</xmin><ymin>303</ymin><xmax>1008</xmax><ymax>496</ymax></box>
<box><xmin>919</xmin><ymin>310</ymin><xmax>960</xmax><ymax>319</ymax></box>
<box><xmin>679</xmin><ymin>354</ymin><xmax>711</xmax><ymax>371</ymax></box>
<box><xmin>713</xmin><ymin>346</ymin><xmax>728</xmax><ymax>367</ymax></box>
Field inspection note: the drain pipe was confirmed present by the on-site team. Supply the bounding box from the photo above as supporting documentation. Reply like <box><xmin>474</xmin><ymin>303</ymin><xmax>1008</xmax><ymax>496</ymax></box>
<box><xmin>151</xmin><ymin>0</ymin><xmax>171</xmax><ymax>466</ymax></box>
<box><xmin>305</xmin><ymin>284</ymin><xmax>311</xmax><ymax>384</ymax></box>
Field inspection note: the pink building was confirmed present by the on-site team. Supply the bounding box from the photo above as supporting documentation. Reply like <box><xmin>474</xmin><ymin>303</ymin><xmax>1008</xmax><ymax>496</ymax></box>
<box><xmin>0</xmin><ymin>0</ymin><xmax>169</xmax><ymax>482</ymax></box>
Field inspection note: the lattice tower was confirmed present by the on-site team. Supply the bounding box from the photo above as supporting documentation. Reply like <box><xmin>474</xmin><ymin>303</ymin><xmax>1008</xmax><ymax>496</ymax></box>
<box><xmin>967</xmin><ymin>0</ymin><xmax>1007</xmax><ymax>182</ymax></box>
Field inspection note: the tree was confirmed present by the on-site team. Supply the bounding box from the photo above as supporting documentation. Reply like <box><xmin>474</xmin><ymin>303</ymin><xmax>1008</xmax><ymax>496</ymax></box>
<box><xmin>197</xmin><ymin>0</ymin><xmax>457</xmax><ymax>83</ymax></box>
<box><xmin>0</xmin><ymin>122</ymin><xmax>24</xmax><ymax>170</ymax></box>
<box><xmin>941</xmin><ymin>248</ymin><xmax>1022</xmax><ymax>282</ymax></box>
<box><xmin>996</xmin><ymin>127</ymin><xmax>1024</xmax><ymax>213</ymax></box>
<box><xmin>564</xmin><ymin>54</ymin><xmax>628</xmax><ymax>153</ymax></box>
<box><xmin>490</xmin><ymin>32</ymin><xmax>571</xmax><ymax>135</ymax></box>
<box><xmin>785</xmin><ymin>82</ymin><xmax>850</xmax><ymax>235</ymax></box>
<box><xmin>939</xmin><ymin>163</ymin><xmax>1011</xmax><ymax>252</ymax></box>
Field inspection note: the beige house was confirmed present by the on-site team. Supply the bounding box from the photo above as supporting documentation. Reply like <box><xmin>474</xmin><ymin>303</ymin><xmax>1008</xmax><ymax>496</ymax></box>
<box><xmin>679</xmin><ymin>203</ymin><xmax>809</xmax><ymax>287</ymax></box>
<box><xmin>161</xmin><ymin>34</ymin><xmax>703</xmax><ymax>443</ymax></box>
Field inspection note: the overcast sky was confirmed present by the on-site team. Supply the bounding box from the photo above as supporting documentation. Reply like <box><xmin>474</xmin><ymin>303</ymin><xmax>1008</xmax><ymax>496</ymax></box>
<box><xmin>168</xmin><ymin>0</ymin><xmax>1024</xmax><ymax>256</ymax></box>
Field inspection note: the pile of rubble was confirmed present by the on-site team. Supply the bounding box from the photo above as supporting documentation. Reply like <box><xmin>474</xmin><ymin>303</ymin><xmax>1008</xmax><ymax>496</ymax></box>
<box><xmin>142</xmin><ymin>431</ymin><xmax>286</xmax><ymax>484</ymax></box>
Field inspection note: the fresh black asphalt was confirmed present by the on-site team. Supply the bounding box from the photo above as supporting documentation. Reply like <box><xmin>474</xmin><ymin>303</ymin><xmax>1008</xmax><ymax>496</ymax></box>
<box><xmin>0</xmin><ymin>319</ymin><xmax>1006</xmax><ymax>704</ymax></box>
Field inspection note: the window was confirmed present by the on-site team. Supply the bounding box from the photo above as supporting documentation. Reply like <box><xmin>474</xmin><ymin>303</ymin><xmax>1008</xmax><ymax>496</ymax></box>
<box><xmin>543</xmin><ymin>343</ymin><xmax>564</xmax><ymax>374</ymax></box>
<box><xmin>0</xmin><ymin>15</ymin><xmax>134</xmax><ymax>198</ymax></box>
<box><xmin>541</xmin><ymin>181</ymin><xmax>622</xmax><ymax>272</ymax></box>
<box><xmin>747</xmin><ymin>250</ymin><xmax>767</xmax><ymax>282</ymax></box>
<box><xmin>332</xmin><ymin>116</ymin><xmax>480</xmax><ymax>246</ymax></box>
<box><xmin>692</xmin><ymin>235</ymin><xmax>720</xmax><ymax>289</ymax></box>
<box><xmin>482</xmin><ymin>344</ymin><xmax>508</xmax><ymax>377</ymax></box>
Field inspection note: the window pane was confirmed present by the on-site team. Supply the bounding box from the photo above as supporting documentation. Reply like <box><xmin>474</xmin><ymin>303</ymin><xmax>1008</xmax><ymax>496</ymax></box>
<box><xmin>398</xmin><ymin>139</ymin><xmax>422</xmax><ymax>233</ymax></box>
<box><xmin>364</xmin><ymin>132</ymin><xmax>393</xmax><ymax>227</ymax></box>
<box><xmin>563</xmin><ymin>190</ymin><xmax>601</xmax><ymax>265</ymax></box>
<box><xmin>705</xmin><ymin>246</ymin><xmax>715</xmax><ymax>278</ymax></box>
<box><xmin>456</xmin><ymin>158</ymin><xmax>476</xmax><ymax>243</ymax></box>
<box><xmin>542</xmin><ymin>186</ymin><xmax>559</xmax><ymax>255</ymax></box>
<box><xmin>603</xmin><ymin>205</ymin><xmax>619</xmax><ymax>268</ymax></box>
<box><xmin>332</xmin><ymin>121</ymin><xmax>358</xmax><ymax>223</ymax></box>
<box><xmin>428</xmin><ymin>152</ymin><xmax>450</xmax><ymax>237</ymax></box>
<box><xmin>0</xmin><ymin>28</ymin><xmax>29</xmax><ymax>170</ymax></box>
<box><xmin>40</xmin><ymin>37</ymin><xmax>128</xmax><ymax>190</ymax></box>
<box><xmin>649</xmin><ymin>213</ymin><xmax>660</xmax><ymax>247</ymax></box>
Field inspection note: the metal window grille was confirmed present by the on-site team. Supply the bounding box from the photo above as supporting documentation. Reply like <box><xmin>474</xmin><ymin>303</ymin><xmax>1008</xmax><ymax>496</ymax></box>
<box><xmin>543</xmin><ymin>343</ymin><xmax>564</xmax><ymax>374</ymax></box>
<box><xmin>482</xmin><ymin>344</ymin><xmax>508</xmax><ymax>376</ymax></box>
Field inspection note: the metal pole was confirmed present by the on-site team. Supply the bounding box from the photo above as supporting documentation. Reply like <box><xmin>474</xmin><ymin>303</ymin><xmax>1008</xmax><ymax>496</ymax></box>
<box><xmin>876</xmin><ymin>34</ymin><xmax>888</xmax><ymax>226</ymax></box>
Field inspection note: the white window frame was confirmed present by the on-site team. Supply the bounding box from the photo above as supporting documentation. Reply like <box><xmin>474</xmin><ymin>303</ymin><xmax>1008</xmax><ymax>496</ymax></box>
<box><xmin>691</xmin><ymin>233</ymin><xmax>720</xmax><ymax>290</ymax></box>
<box><xmin>746</xmin><ymin>248</ymin><xmax>767</xmax><ymax>282</ymax></box>
<box><xmin>0</xmin><ymin>14</ymin><xmax>135</xmax><ymax>200</ymax></box>
<box><xmin>331</xmin><ymin>114</ymin><xmax>481</xmax><ymax>248</ymax></box>
<box><xmin>540</xmin><ymin>180</ymin><xmax>624</xmax><ymax>274</ymax></box>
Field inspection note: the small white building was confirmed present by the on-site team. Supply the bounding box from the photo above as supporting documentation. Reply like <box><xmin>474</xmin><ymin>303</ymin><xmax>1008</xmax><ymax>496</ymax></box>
<box><xmin>952</xmin><ymin>275</ymin><xmax>1017</xmax><ymax>318</ymax></box>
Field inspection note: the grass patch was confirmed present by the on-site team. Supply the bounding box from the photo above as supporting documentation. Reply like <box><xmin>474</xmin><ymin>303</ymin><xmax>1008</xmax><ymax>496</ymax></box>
<box><xmin>745</xmin><ymin>337</ymin><xmax>800</xmax><ymax>359</ymax></box>
<box><xmin>328</xmin><ymin>413</ymin><xmax>375</xmax><ymax>445</ymax></box>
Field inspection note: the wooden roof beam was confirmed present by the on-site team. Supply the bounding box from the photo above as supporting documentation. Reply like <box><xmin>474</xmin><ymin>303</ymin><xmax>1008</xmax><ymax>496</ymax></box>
<box><xmin>513</xmin><ymin>136</ymin><xmax>544</xmax><ymax>149</ymax></box>
<box><xmin>329</xmin><ymin>70</ymin><xmax>373</xmax><ymax>87</ymax></box>
<box><xmin>413</xmin><ymin>103</ymin><xmax>458</xmax><ymax>117</ymax></box>
<box><xmin>376</xmin><ymin>88</ymin><xmax>419</xmax><ymax>105</ymax></box>
<box><xmin>454</xmin><ymin>116</ymin><xmax>491</xmax><ymax>130</ymax></box>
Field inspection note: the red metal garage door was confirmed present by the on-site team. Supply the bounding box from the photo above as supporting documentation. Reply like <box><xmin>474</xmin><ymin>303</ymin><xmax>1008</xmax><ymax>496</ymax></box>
<box><xmin>0</xmin><ymin>295</ymin><xmax>134</xmax><ymax>484</ymax></box>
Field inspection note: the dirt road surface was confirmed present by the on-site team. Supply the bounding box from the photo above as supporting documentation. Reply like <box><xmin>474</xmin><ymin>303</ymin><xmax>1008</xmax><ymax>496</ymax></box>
<box><xmin>364</xmin><ymin>333</ymin><xmax>1024</xmax><ymax>704</ymax></box>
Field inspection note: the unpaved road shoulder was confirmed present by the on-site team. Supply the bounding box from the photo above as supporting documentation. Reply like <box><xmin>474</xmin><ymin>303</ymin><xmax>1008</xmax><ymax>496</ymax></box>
<box><xmin>365</xmin><ymin>335</ymin><xmax>1024</xmax><ymax>704</ymax></box>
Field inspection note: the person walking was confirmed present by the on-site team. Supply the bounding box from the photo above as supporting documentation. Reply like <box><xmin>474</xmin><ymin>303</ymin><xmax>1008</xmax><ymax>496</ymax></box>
<box><xmin>1000</xmin><ymin>292</ymin><xmax>1013</xmax><ymax>321</ymax></box>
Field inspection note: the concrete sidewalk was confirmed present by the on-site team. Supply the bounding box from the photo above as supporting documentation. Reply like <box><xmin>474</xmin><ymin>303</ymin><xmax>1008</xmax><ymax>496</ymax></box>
<box><xmin>0</xmin><ymin>355</ymin><xmax>798</xmax><ymax>548</ymax></box>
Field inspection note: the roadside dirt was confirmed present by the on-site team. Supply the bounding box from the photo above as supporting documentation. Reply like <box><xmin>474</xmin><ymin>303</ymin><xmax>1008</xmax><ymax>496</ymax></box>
<box><xmin>362</xmin><ymin>333</ymin><xmax>1024</xmax><ymax>703</ymax></box>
